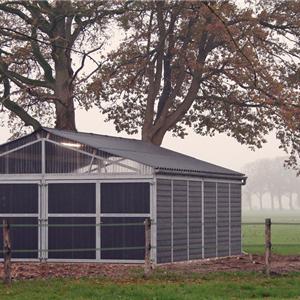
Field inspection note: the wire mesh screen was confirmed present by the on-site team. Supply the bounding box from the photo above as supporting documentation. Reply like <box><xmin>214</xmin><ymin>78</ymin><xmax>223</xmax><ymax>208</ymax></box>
<box><xmin>101</xmin><ymin>183</ymin><xmax>150</xmax><ymax>214</ymax></box>
<box><xmin>0</xmin><ymin>217</ymin><xmax>38</xmax><ymax>259</ymax></box>
<box><xmin>101</xmin><ymin>217</ymin><xmax>146</xmax><ymax>260</ymax></box>
<box><xmin>0</xmin><ymin>184</ymin><xmax>38</xmax><ymax>214</ymax></box>
<box><xmin>48</xmin><ymin>183</ymin><xmax>96</xmax><ymax>214</ymax></box>
<box><xmin>48</xmin><ymin>217</ymin><xmax>96</xmax><ymax>259</ymax></box>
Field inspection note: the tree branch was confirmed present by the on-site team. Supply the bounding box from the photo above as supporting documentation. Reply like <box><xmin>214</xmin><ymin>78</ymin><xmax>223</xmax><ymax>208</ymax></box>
<box><xmin>30</xmin><ymin>27</ymin><xmax>55</xmax><ymax>83</ymax></box>
<box><xmin>0</xmin><ymin>76</ymin><xmax>41</xmax><ymax>130</ymax></box>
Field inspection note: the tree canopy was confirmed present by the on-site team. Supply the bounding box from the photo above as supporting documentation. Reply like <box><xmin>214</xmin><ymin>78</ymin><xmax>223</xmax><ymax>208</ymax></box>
<box><xmin>1</xmin><ymin>0</ymin><xmax>300</xmax><ymax>170</ymax></box>
<box><xmin>0</xmin><ymin>0</ymin><xmax>130</xmax><ymax>134</ymax></box>
<box><xmin>88</xmin><ymin>0</ymin><xmax>300</xmax><ymax>168</ymax></box>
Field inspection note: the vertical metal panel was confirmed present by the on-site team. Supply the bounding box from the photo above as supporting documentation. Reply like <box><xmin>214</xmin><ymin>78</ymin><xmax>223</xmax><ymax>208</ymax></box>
<box><xmin>187</xmin><ymin>181</ymin><xmax>189</xmax><ymax>260</ymax></box>
<box><xmin>96</xmin><ymin>182</ymin><xmax>101</xmax><ymax>260</ymax></box>
<box><xmin>156</xmin><ymin>179</ymin><xmax>172</xmax><ymax>263</ymax></box>
<box><xmin>173</xmin><ymin>180</ymin><xmax>188</xmax><ymax>262</ymax></box>
<box><xmin>101</xmin><ymin>183</ymin><xmax>150</xmax><ymax>214</ymax></box>
<box><xmin>0</xmin><ymin>217</ymin><xmax>38</xmax><ymax>258</ymax></box>
<box><xmin>101</xmin><ymin>217</ymin><xmax>145</xmax><ymax>260</ymax></box>
<box><xmin>0</xmin><ymin>184</ymin><xmax>38</xmax><ymax>214</ymax></box>
<box><xmin>203</xmin><ymin>181</ymin><xmax>217</xmax><ymax>258</ymax></box>
<box><xmin>230</xmin><ymin>183</ymin><xmax>242</xmax><ymax>255</ymax></box>
<box><xmin>217</xmin><ymin>183</ymin><xmax>230</xmax><ymax>257</ymax></box>
<box><xmin>229</xmin><ymin>184</ymin><xmax>231</xmax><ymax>256</ymax></box>
<box><xmin>48</xmin><ymin>183</ymin><xmax>96</xmax><ymax>214</ymax></box>
<box><xmin>188</xmin><ymin>180</ymin><xmax>202</xmax><ymax>260</ymax></box>
<box><xmin>150</xmin><ymin>179</ymin><xmax>157</xmax><ymax>263</ymax></box>
<box><xmin>171</xmin><ymin>180</ymin><xmax>173</xmax><ymax>262</ymax></box>
<box><xmin>216</xmin><ymin>183</ymin><xmax>218</xmax><ymax>257</ymax></box>
<box><xmin>201</xmin><ymin>180</ymin><xmax>204</xmax><ymax>258</ymax></box>
<box><xmin>48</xmin><ymin>217</ymin><xmax>96</xmax><ymax>259</ymax></box>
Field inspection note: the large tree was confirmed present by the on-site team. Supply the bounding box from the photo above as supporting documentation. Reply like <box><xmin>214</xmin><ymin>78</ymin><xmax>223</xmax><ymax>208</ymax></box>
<box><xmin>89</xmin><ymin>0</ymin><xmax>300</xmax><ymax>166</ymax></box>
<box><xmin>0</xmin><ymin>0</ymin><xmax>130</xmax><ymax>133</ymax></box>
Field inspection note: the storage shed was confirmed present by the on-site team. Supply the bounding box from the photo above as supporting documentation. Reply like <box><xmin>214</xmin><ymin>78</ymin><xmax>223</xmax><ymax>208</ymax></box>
<box><xmin>0</xmin><ymin>128</ymin><xmax>245</xmax><ymax>263</ymax></box>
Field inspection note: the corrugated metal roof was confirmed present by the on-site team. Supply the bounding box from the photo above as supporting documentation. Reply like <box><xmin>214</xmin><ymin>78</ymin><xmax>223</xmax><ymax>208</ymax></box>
<box><xmin>43</xmin><ymin>128</ymin><xmax>244</xmax><ymax>178</ymax></box>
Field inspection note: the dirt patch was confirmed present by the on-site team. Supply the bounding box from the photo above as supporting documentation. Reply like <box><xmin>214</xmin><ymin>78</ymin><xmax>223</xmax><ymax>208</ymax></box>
<box><xmin>160</xmin><ymin>254</ymin><xmax>300</xmax><ymax>275</ymax></box>
<box><xmin>0</xmin><ymin>255</ymin><xmax>300</xmax><ymax>281</ymax></box>
<box><xmin>0</xmin><ymin>262</ymin><xmax>139</xmax><ymax>281</ymax></box>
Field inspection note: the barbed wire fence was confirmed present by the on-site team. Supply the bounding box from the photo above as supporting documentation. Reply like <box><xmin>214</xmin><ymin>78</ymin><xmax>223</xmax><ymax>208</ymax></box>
<box><xmin>2</xmin><ymin>219</ymin><xmax>300</xmax><ymax>284</ymax></box>
<box><xmin>242</xmin><ymin>219</ymin><xmax>300</xmax><ymax>275</ymax></box>
<box><xmin>1</xmin><ymin>219</ymin><xmax>153</xmax><ymax>285</ymax></box>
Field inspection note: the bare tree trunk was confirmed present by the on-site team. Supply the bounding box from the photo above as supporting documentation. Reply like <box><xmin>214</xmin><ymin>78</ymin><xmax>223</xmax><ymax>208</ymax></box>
<box><xmin>51</xmin><ymin>4</ymin><xmax>77</xmax><ymax>132</ymax></box>
<box><xmin>54</xmin><ymin>94</ymin><xmax>76</xmax><ymax>131</ymax></box>
<box><xmin>142</xmin><ymin>126</ymin><xmax>166</xmax><ymax>145</ymax></box>
<box><xmin>53</xmin><ymin>58</ymin><xmax>76</xmax><ymax>131</ymax></box>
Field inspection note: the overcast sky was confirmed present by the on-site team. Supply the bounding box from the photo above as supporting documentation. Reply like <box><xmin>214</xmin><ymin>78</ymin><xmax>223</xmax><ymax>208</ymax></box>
<box><xmin>0</xmin><ymin>107</ymin><xmax>286</xmax><ymax>173</ymax></box>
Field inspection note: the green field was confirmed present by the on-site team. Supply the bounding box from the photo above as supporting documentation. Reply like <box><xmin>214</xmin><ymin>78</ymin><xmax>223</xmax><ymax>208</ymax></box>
<box><xmin>1</xmin><ymin>272</ymin><xmax>300</xmax><ymax>300</ymax></box>
<box><xmin>242</xmin><ymin>210</ymin><xmax>300</xmax><ymax>255</ymax></box>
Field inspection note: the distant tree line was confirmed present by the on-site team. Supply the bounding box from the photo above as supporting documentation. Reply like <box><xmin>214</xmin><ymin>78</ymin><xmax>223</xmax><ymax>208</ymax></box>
<box><xmin>242</xmin><ymin>157</ymin><xmax>300</xmax><ymax>210</ymax></box>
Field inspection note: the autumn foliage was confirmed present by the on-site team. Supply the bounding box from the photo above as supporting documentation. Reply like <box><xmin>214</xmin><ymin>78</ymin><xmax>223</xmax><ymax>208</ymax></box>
<box><xmin>1</xmin><ymin>1</ymin><xmax>300</xmax><ymax>170</ymax></box>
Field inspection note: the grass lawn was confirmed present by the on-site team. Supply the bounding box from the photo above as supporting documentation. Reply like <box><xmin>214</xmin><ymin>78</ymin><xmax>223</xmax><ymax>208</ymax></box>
<box><xmin>1</xmin><ymin>272</ymin><xmax>300</xmax><ymax>300</ymax></box>
<box><xmin>242</xmin><ymin>211</ymin><xmax>300</xmax><ymax>255</ymax></box>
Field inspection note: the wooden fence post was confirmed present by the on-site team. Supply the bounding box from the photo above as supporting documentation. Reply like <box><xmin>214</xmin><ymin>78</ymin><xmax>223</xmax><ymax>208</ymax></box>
<box><xmin>3</xmin><ymin>219</ymin><xmax>12</xmax><ymax>285</ymax></box>
<box><xmin>265</xmin><ymin>218</ymin><xmax>271</xmax><ymax>276</ymax></box>
<box><xmin>144</xmin><ymin>218</ymin><xmax>151</xmax><ymax>277</ymax></box>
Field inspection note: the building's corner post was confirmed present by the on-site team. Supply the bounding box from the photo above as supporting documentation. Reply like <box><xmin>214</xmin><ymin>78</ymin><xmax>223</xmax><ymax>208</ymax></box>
<box><xmin>40</xmin><ymin>138</ymin><xmax>48</xmax><ymax>263</ymax></box>
<box><xmin>96</xmin><ymin>181</ymin><xmax>101</xmax><ymax>261</ymax></box>
<box><xmin>150</xmin><ymin>178</ymin><xmax>157</xmax><ymax>266</ymax></box>
<box><xmin>3</xmin><ymin>219</ymin><xmax>12</xmax><ymax>285</ymax></box>
<box><xmin>265</xmin><ymin>218</ymin><xmax>272</xmax><ymax>276</ymax></box>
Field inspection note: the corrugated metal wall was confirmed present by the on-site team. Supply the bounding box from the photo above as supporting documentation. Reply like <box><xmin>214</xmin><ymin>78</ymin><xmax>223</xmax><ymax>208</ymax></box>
<box><xmin>230</xmin><ymin>183</ymin><xmax>242</xmax><ymax>255</ymax></box>
<box><xmin>189</xmin><ymin>181</ymin><xmax>202</xmax><ymax>260</ymax></box>
<box><xmin>156</xmin><ymin>180</ymin><xmax>172</xmax><ymax>263</ymax></box>
<box><xmin>156</xmin><ymin>178</ymin><xmax>242</xmax><ymax>263</ymax></box>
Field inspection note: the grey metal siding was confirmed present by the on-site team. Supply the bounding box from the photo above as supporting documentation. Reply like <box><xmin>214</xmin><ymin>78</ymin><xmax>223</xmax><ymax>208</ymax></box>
<box><xmin>173</xmin><ymin>180</ymin><xmax>188</xmax><ymax>262</ymax></box>
<box><xmin>203</xmin><ymin>182</ymin><xmax>217</xmax><ymax>258</ymax></box>
<box><xmin>188</xmin><ymin>181</ymin><xmax>202</xmax><ymax>260</ymax></box>
<box><xmin>217</xmin><ymin>183</ymin><xmax>230</xmax><ymax>257</ymax></box>
<box><xmin>230</xmin><ymin>183</ymin><xmax>242</xmax><ymax>255</ymax></box>
<box><xmin>156</xmin><ymin>179</ymin><xmax>172</xmax><ymax>263</ymax></box>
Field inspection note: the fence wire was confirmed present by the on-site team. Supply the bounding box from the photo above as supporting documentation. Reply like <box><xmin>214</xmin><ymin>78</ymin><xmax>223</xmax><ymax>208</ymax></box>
<box><xmin>0</xmin><ymin>221</ymin><xmax>300</xmax><ymax>256</ymax></box>
<box><xmin>242</xmin><ymin>222</ymin><xmax>300</xmax><ymax>255</ymax></box>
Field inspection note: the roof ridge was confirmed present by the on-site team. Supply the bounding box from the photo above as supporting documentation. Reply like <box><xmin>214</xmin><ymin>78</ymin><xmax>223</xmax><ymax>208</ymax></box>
<box><xmin>43</xmin><ymin>127</ymin><xmax>149</xmax><ymax>143</ymax></box>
